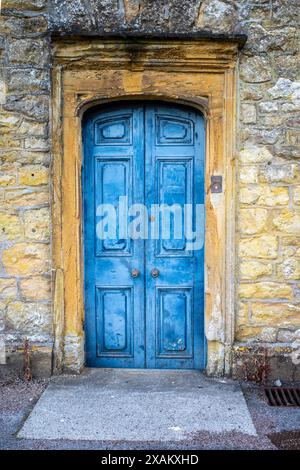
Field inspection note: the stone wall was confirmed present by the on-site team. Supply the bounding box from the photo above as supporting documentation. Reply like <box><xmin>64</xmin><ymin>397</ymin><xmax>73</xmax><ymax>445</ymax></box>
<box><xmin>0</xmin><ymin>0</ymin><xmax>52</xmax><ymax>377</ymax></box>
<box><xmin>0</xmin><ymin>0</ymin><xmax>299</xmax><ymax>380</ymax></box>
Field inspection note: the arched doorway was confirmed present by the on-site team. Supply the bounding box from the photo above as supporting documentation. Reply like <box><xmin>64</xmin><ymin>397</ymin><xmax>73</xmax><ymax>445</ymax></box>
<box><xmin>82</xmin><ymin>101</ymin><xmax>206</xmax><ymax>369</ymax></box>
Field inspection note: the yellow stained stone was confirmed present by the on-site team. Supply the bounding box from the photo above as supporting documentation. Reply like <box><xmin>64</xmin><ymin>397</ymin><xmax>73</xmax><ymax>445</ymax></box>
<box><xmin>239</xmin><ymin>282</ymin><xmax>293</xmax><ymax>300</ymax></box>
<box><xmin>20</xmin><ymin>276</ymin><xmax>51</xmax><ymax>301</ymax></box>
<box><xmin>2</xmin><ymin>242</ymin><xmax>50</xmax><ymax>276</ymax></box>
<box><xmin>235</xmin><ymin>325</ymin><xmax>262</xmax><ymax>341</ymax></box>
<box><xmin>19</xmin><ymin>165</ymin><xmax>48</xmax><ymax>186</ymax></box>
<box><xmin>239</xmin><ymin>208</ymin><xmax>269</xmax><ymax>235</ymax></box>
<box><xmin>239</xmin><ymin>146</ymin><xmax>272</xmax><ymax>164</ymax></box>
<box><xmin>277</xmin><ymin>258</ymin><xmax>300</xmax><ymax>280</ymax></box>
<box><xmin>251</xmin><ymin>303</ymin><xmax>300</xmax><ymax>327</ymax></box>
<box><xmin>0</xmin><ymin>165</ymin><xmax>17</xmax><ymax>187</ymax></box>
<box><xmin>239</xmin><ymin>166</ymin><xmax>259</xmax><ymax>184</ymax></box>
<box><xmin>258</xmin><ymin>187</ymin><xmax>289</xmax><ymax>206</ymax></box>
<box><xmin>4</xmin><ymin>190</ymin><xmax>49</xmax><ymax>207</ymax></box>
<box><xmin>0</xmin><ymin>212</ymin><xmax>23</xmax><ymax>241</ymax></box>
<box><xmin>23</xmin><ymin>208</ymin><xmax>50</xmax><ymax>241</ymax></box>
<box><xmin>239</xmin><ymin>235</ymin><xmax>278</xmax><ymax>259</ymax></box>
<box><xmin>273</xmin><ymin>210</ymin><xmax>300</xmax><ymax>234</ymax></box>
<box><xmin>0</xmin><ymin>278</ymin><xmax>17</xmax><ymax>298</ymax></box>
<box><xmin>240</xmin><ymin>260</ymin><xmax>273</xmax><ymax>280</ymax></box>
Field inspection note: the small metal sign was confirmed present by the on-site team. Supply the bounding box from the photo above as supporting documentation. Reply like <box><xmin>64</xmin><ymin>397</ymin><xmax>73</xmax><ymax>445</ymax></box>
<box><xmin>211</xmin><ymin>175</ymin><xmax>222</xmax><ymax>193</ymax></box>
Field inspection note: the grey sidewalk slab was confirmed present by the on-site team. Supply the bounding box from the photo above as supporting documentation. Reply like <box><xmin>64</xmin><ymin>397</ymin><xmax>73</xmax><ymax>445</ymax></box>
<box><xmin>18</xmin><ymin>369</ymin><xmax>257</xmax><ymax>441</ymax></box>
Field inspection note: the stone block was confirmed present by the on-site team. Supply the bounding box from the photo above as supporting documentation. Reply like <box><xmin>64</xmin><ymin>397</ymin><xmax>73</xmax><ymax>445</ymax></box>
<box><xmin>19</xmin><ymin>165</ymin><xmax>48</xmax><ymax>186</ymax></box>
<box><xmin>4</xmin><ymin>189</ymin><xmax>49</xmax><ymax>208</ymax></box>
<box><xmin>241</xmin><ymin>104</ymin><xmax>256</xmax><ymax>124</ymax></box>
<box><xmin>7</xmin><ymin>39</ymin><xmax>50</xmax><ymax>67</ymax></box>
<box><xmin>239</xmin><ymin>282</ymin><xmax>293</xmax><ymax>300</ymax></box>
<box><xmin>277</xmin><ymin>258</ymin><xmax>300</xmax><ymax>280</ymax></box>
<box><xmin>23</xmin><ymin>207</ymin><xmax>50</xmax><ymax>241</ymax></box>
<box><xmin>239</xmin><ymin>208</ymin><xmax>269</xmax><ymax>235</ymax></box>
<box><xmin>240</xmin><ymin>260</ymin><xmax>273</xmax><ymax>280</ymax></box>
<box><xmin>2</xmin><ymin>242</ymin><xmax>50</xmax><ymax>276</ymax></box>
<box><xmin>239</xmin><ymin>166</ymin><xmax>259</xmax><ymax>183</ymax></box>
<box><xmin>0</xmin><ymin>212</ymin><xmax>23</xmax><ymax>241</ymax></box>
<box><xmin>20</xmin><ymin>276</ymin><xmax>51</xmax><ymax>301</ymax></box>
<box><xmin>272</xmin><ymin>210</ymin><xmax>300</xmax><ymax>234</ymax></box>
<box><xmin>239</xmin><ymin>145</ymin><xmax>273</xmax><ymax>164</ymax></box>
<box><xmin>6</xmin><ymin>301</ymin><xmax>52</xmax><ymax>335</ymax></box>
<box><xmin>239</xmin><ymin>235</ymin><xmax>278</xmax><ymax>259</ymax></box>
<box><xmin>251</xmin><ymin>302</ymin><xmax>300</xmax><ymax>327</ymax></box>
<box><xmin>0</xmin><ymin>278</ymin><xmax>17</xmax><ymax>298</ymax></box>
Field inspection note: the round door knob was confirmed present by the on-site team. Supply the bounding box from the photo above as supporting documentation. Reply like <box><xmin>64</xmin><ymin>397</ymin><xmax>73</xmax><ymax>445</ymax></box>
<box><xmin>131</xmin><ymin>268</ymin><xmax>140</xmax><ymax>278</ymax></box>
<box><xmin>151</xmin><ymin>268</ymin><xmax>159</xmax><ymax>278</ymax></box>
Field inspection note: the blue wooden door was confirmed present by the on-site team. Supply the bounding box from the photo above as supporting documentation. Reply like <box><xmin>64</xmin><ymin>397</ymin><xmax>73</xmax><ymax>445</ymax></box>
<box><xmin>83</xmin><ymin>102</ymin><xmax>205</xmax><ymax>369</ymax></box>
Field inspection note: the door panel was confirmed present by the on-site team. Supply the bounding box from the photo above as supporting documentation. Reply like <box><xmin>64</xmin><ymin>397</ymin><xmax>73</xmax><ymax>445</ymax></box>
<box><xmin>83</xmin><ymin>102</ymin><xmax>205</xmax><ymax>369</ymax></box>
<box><xmin>83</xmin><ymin>105</ymin><xmax>145</xmax><ymax>368</ymax></box>
<box><xmin>145</xmin><ymin>104</ymin><xmax>205</xmax><ymax>369</ymax></box>
<box><xmin>156</xmin><ymin>287</ymin><xmax>193</xmax><ymax>358</ymax></box>
<box><xmin>95</xmin><ymin>287</ymin><xmax>133</xmax><ymax>357</ymax></box>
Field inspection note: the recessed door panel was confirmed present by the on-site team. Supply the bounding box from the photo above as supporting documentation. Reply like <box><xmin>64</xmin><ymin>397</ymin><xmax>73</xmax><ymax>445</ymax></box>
<box><xmin>96</xmin><ymin>287</ymin><xmax>132</xmax><ymax>357</ymax></box>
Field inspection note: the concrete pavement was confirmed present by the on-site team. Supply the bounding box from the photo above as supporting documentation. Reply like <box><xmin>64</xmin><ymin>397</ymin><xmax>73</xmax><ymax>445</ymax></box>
<box><xmin>18</xmin><ymin>369</ymin><xmax>257</xmax><ymax>441</ymax></box>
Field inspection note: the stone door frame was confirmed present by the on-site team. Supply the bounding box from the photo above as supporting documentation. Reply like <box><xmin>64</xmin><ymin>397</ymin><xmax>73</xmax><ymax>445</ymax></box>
<box><xmin>51</xmin><ymin>37</ymin><xmax>243</xmax><ymax>375</ymax></box>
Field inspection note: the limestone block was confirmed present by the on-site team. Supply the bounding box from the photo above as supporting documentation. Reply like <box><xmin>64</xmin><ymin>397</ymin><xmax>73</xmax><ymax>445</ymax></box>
<box><xmin>0</xmin><ymin>113</ymin><xmax>20</xmax><ymax>128</ymax></box>
<box><xmin>241</xmin><ymin>104</ymin><xmax>256</xmax><ymax>124</ymax></box>
<box><xmin>0</xmin><ymin>135</ymin><xmax>21</xmax><ymax>148</ymax></box>
<box><xmin>268</xmin><ymin>78</ymin><xmax>300</xmax><ymax>99</ymax></box>
<box><xmin>0</xmin><ymin>212</ymin><xmax>23</xmax><ymax>241</ymax></box>
<box><xmin>239</xmin><ymin>186</ymin><xmax>290</xmax><ymax>207</ymax></box>
<box><xmin>277</xmin><ymin>329</ymin><xmax>295</xmax><ymax>343</ymax></box>
<box><xmin>259</xmin><ymin>327</ymin><xmax>277</xmax><ymax>342</ymax></box>
<box><xmin>24</xmin><ymin>137</ymin><xmax>49</xmax><ymax>151</ymax></box>
<box><xmin>239</xmin><ymin>235</ymin><xmax>278</xmax><ymax>259</ymax></box>
<box><xmin>0</xmin><ymin>278</ymin><xmax>17</xmax><ymax>298</ymax></box>
<box><xmin>8</xmin><ymin>69</ymin><xmax>49</xmax><ymax>93</ymax></box>
<box><xmin>239</xmin><ymin>208</ymin><xmax>269</xmax><ymax>235</ymax></box>
<box><xmin>251</xmin><ymin>303</ymin><xmax>300</xmax><ymax>327</ymax></box>
<box><xmin>240</xmin><ymin>56</ymin><xmax>272</xmax><ymax>83</ymax></box>
<box><xmin>2</xmin><ymin>1</ymin><xmax>46</xmax><ymax>10</ymax></box>
<box><xmin>236</xmin><ymin>302</ymin><xmax>249</xmax><ymax>325</ymax></box>
<box><xmin>239</xmin><ymin>166</ymin><xmax>259</xmax><ymax>184</ymax></box>
<box><xmin>272</xmin><ymin>210</ymin><xmax>300</xmax><ymax>234</ymax></box>
<box><xmin>258</xmin><ymin>102</ymin><xmax>279</xmax><ymax>113</ymax></box>
<box><xmin>277</xmin><ymin>258</ymin><xmax>300</xmax><ymax>280</ymax></box>
<box><xmin>2</xmin><ymin>243</ymin><xmax>50</xmax><ymax>276</ymax></box>
<box><xmin>235</xmin><ymin>325</ymin><xmax>262</xmax><ymax>341</ymax></box>
<box><xmin>239</xmin><ymin>146</ymin><xmax>272</xmax><ymax>164</ymax></box>
<box><xmin>239</xmin><ymin>186</ymin><xmax>261</xmax><ymax>205</ymax></box>
<box><xmin>240</xmin><ymin>260</ymin><xmax>273</xmax><ymax>280</ymax></box>
<box><xmin>259</xmin><ymin>164</ymin><xmax>299</xmax><ymax>183</ymax></box>
<box><xmin>23</xmin><ymin>208</ymin><xmax>50</xmax><ymax>241</ymax></box>
<box><xmin>196</xmin><ymin>0</ymin><xmax>237</xmax><ymax>33</ymax></box>
<box><xmin>239</xmin><ymin>282</ymin><xmax>293</xmax><ymax>300</ymax></box>
<box><xmin>4</xmin><ymin>189</ymin><xmax>49</xmax><ymax>208</ymax></box>
<box><xmin>19</xmin><ymin>165</ymin><xmax>48</xmax><ymax>186</ymax></box>
<box><xmin>4</xmin><ymin>95</ymin><xmax>49</xmax><ymax>120</ymax></box>
<box><xmin>18</xmin><ymin>121</ymin><xmax>48</xmax><ymax>137</ymax></box>
<box><xmin>258</xmin><ymin>187</ymin><xmax>289</xmax><ymax>206</ymax></box>
<box><xmin>20</xmin><ymin>276</ymin><xmax>51</xmax><ymax>301</ymax></box>
<box><xmin>0</xmin><ymin>164</ymin><xmax>17</xmax><ymax>187</ymax></box>
<box><xmin>7</xmin><ymin>39</ymin><xmax>50</xmax><ymax>67</ymax></box>
<box><xmin>6</xmin><ymin>301</ymin><xmax>52</xmax><ymax>335</ymax></box>
<box><xmin>3</xmin><ymin>150</ymin><xmax>50</xmax><ymax>165</ymax></box>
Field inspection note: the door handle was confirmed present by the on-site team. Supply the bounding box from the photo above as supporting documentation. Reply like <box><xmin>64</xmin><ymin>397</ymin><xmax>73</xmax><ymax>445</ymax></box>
<box><xmin>131</xmin><ymin>268</ymin><xmax>140</xmax><ymax>278</ymax></box>
<box><xmin>151</xmin><ymin>268</ymin><xmax>159</xmax><ymax>278</ymax></box>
